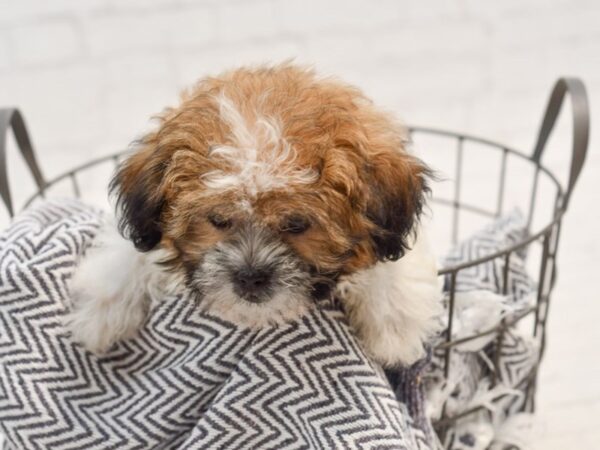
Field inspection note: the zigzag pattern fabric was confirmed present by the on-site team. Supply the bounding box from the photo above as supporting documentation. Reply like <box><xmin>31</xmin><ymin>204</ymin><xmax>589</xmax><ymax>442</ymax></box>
<box><xmin>443</xmin><ymin>210</ymin><xmax>535</xmax><ymax>300</ymax></box>
<box><xmin>0</xmin><ymin>200</ymin><xmax>434</xmax><ymax>450</ymax></box>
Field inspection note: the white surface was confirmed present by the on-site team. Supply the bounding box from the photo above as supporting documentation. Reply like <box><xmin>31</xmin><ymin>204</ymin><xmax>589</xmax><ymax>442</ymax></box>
<box><xmin>0</xmin><ymin>1</ymin><xmax>599</xmax><ymax>448</ymax></box>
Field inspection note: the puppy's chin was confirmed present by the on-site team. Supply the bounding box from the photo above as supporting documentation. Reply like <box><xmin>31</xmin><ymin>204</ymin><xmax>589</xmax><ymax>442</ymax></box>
<box><xmin>200</xmin><ymin>285</ymin><xmax>312</xmax><ymax>329</ymax></box>
<box><xmin>195</xmin><ymin>283</ymin><xmax>313</xmax><ymax>329</ymax></box>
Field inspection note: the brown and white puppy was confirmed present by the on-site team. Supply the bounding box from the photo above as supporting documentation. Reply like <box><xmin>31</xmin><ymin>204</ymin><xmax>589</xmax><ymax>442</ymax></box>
<box><xmin>66</xmin><ymin>64</ymin><xmax>442</xmax><ymax>367</ymax></box>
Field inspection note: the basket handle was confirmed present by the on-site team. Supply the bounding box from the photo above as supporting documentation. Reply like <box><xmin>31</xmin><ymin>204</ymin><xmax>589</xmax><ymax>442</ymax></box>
<box><xmin>0</xmin><ymin>108</ymin><xmax>46</xmax><ymax>217</ymax></box>
<box><xmin>532</xmin><ymin>78</ymin><xmax>590</xmax><ymax>209</ymax></box>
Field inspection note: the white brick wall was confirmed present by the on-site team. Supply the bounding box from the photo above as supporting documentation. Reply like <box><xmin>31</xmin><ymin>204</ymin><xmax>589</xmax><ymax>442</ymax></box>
<box><xmin>11</xmin><ymin>18</ymin><xmax>83</xmax><ymax>66</ymax></box>
<box><xmin>1</xmin><ymin>0</ymin><xmax>598</xmax><ymax>162</ymax></box>
<box><xmin>0</xmin><ymin>1</ymin><xmax>599</xmax><ymax>448</ymax></box>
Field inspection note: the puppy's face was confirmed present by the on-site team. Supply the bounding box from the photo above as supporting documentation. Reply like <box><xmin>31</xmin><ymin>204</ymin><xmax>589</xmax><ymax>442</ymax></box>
<box><xmin>112</xmin><ymin>65</ymin><xmax>430</xmax><ymax>326</ymax></box>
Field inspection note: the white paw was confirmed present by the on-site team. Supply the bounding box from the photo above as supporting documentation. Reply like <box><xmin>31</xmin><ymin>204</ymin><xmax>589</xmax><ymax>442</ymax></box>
<box><xmin>64</xmin><ymin>222</ymin><xmax>150</xmax><ymax>354</ymax></box>
<box><xmin>65</xmin><ymin>280</ymin><xmax>147</xmax><ymax>354</ymax></box>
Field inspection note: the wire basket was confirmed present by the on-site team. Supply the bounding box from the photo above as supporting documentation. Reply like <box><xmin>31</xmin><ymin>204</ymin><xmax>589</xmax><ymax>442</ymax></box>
<box><xmin>0</xmin><ymin>78</ymin><xmax>590</xmax><ymax>444</ymax></box>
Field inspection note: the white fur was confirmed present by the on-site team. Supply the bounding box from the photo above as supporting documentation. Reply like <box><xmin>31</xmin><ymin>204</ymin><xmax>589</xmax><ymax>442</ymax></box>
<box><xmin>202</xmin><ymin>93</ymin><xmax>318</xmax><ymax>196</ymax></box>
<box><xmin>65</xmin><ymin>222</ymin><xmax>181</xmax><ymax>353</ymax></box>
<box><xmin>336</xmin><ymin>228</ymin><xmax>444</xmax><ymax>367</ymax></box>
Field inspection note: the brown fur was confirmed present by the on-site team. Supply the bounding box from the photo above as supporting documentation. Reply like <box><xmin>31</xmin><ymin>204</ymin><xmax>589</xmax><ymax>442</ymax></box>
<box><xmin>112</xmin><ymin>64</ymin><xmax>430</xmax><ymax>286</ymax></box>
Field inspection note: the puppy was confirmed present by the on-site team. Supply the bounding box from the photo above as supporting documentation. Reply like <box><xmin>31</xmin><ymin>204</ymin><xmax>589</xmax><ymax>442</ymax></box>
<box><xmin>66</xmin><ymin>64</ymin><xmax>442</xmax><ymax>367</ymax></box>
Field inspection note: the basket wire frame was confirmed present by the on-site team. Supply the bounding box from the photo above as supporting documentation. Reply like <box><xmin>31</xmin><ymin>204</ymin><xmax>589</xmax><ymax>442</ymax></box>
<box><xmin>0</xmin><ymin>78</ymin><xmax>590</xmax><ymax>442</ymax></box>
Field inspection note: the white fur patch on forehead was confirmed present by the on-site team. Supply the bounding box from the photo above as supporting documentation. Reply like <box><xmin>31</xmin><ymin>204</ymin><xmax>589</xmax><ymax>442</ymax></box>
<box><xmin>201</xmin><ymin>93</ymin><xmax>318</xmax><ymax>196</ymax></box>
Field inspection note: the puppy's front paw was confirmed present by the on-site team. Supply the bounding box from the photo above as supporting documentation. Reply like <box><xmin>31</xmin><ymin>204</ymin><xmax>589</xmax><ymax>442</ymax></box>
<box><xmin>65</xmin><ymin>222</ymin><xmax>151</xmax><ymax>354</ymax></box>
<box><xmin>65</xmin><ymin>284</ymin><xmax>146</xmax><ymax>354</ymax></box>
<box><xmin>64</xmin><ymin>301</ymin><xmax>117</xmax><ymax>355</ymax></box>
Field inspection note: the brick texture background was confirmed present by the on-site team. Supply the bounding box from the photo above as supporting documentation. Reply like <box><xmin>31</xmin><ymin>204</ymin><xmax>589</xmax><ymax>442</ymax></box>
<box><xmin>1</xmin><ymin>1</ymin><xmax>599</xmax><ymax>447</ymax></box>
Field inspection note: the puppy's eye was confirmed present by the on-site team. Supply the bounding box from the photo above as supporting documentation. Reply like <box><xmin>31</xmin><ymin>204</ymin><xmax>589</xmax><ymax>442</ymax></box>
<box><xmin>208</xmin><ymin>213</ymin><xmax>232</xmax><ymax>230</ymax></box>
<box><xmin>281</xmin><ymin>216</ymin><xmax>310</xmax><ymax>234</ymax></box>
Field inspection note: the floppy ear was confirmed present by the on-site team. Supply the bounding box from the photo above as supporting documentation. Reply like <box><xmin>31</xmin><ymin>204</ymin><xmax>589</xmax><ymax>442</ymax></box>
<box><xmin>365</xmin><ymin>146</ymin><xmax>431</xmax><ymax>261</ymax></box>
<box><xmin>110</xmin><ymin>139</ymin><xmax>166</xmax><ymax>252</ymax></box>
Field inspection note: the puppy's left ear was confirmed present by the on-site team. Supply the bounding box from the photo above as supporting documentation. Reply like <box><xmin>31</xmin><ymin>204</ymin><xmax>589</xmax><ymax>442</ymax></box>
<box><xmin>364</xmin><ymin>140</ymin><xmax>431</xmax><ymax>262</ymax></box>
<box><xmin>110</xmin><ymin>139</ymin><xmax>167</xmax><ymax>252</ymax></box>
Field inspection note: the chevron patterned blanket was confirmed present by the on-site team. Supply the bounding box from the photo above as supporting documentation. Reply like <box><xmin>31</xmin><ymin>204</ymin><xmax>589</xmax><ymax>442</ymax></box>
<box><xmin>0</xmin><ymin>200</ymin><xmax>436</xmax><ymax>450</ymax></box>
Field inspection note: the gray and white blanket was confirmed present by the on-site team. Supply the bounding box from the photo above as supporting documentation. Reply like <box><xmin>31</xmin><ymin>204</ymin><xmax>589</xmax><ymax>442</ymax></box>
<box><xmin>0</xmin><ymin>200</ymin><xmax>435</xmax><ymax>449</ymax></box>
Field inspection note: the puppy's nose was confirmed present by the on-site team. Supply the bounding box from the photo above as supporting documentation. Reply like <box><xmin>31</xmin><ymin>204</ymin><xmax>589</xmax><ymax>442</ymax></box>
<box><xmin>233</xmin><ymin>268</ymin><xmax>271</xmax><ymax>294</ymax></box>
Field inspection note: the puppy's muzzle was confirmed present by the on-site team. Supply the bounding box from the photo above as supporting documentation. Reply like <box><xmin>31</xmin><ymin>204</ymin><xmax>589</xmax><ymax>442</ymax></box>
<box><xmin>192</xmin><ymin>222</ymin><xmax>314</xmax><ymax>312</ymax></box>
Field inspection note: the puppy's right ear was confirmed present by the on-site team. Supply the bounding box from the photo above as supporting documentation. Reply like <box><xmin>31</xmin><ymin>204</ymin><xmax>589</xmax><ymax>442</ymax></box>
<box><xmin>110</xmin><ymin>140</ymin><xmax>166</xmax><ymax>252</ymax></box>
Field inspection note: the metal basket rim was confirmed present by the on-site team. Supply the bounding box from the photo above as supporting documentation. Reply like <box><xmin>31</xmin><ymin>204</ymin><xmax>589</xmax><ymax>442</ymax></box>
<box><xmin>409</xmin><ymin>126</ymin><xmax>565</xmax><ymax>275</ymax></box>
